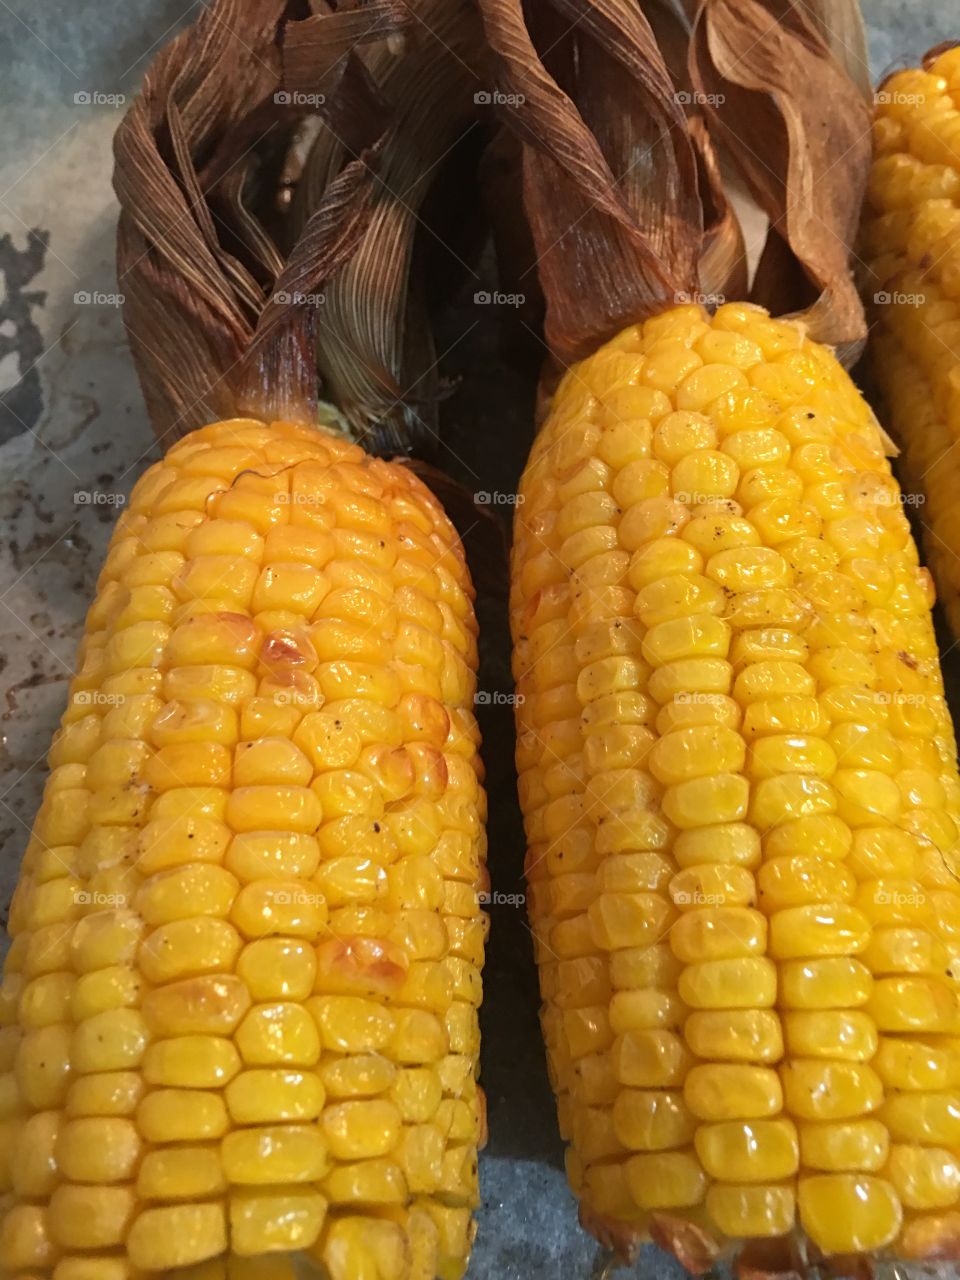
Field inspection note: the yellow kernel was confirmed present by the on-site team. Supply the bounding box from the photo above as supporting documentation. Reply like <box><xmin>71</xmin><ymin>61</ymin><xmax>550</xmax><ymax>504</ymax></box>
<box><xmin>678</xmin><ymin>957</ymin><xmax>777</xmax><ymax>1009</ymax></box>
<box><xmin>783</xmin><ymin>1010</ymin><xmax>878</xmax><ymax>1061</ymax></box>
<box><xmin>222</xmin><ymin>1123</ymin><xmax>329</xmax><ymax>1183</ymax></box>
<box><xmin>684</xmin><ymin>1009</ymin><xmax>783</xmax><ymax>1062</ymax></box>
<box><xmin>136</xmin><ymin>1144</ymin><xmax>227</xmax><ymax>1200</ymax></box>
<box><xmin>695</xmin><ymin>1117</ymin><xmax>799</xmax><ymax>1182</ymax></box>
<box><xmin>138</xmin><ymin>1087</ymin><xmax>228</xmax><ymax>1140</ymax></box>
<box><xmin>48</xmin><ymin>1183</ymin><xmax>136</xmax><ymax>1249</ymax></box>
<box><xmin>706</xmin><ymin>1182</ymin><xmax>796</xmax><ymax>1238</ymax></box>
<box><xmin>143</xmin><ymin>975</ymin><xmax>250</xmax><ymax>1036</ymax></box>
<box><xmin>799</xmin><ymin>1119</ymin><xmax>889</xmax><ymax>1172</ymax></box>
<box><xmin>769</xmin><ymin>905</ymin><xmax>869</xmax><ymax>958</ymax></box>
<box><xmin>139</xmin><ymin>917</ymin><xmax>241</xmax><ymax>983</ymax></box>
<box><xmin>612</xmin><ymin>1089</ymin><xmax>695</xmax><ymax>1150</ymax></box>
<box><xmin>55</xmin><ymin>1116</ymin><xmax>140</xmax><ymax>1183</ymax></box>
<box><xmin>780</xmin><ymin>1060</ymin><xmax>883</xmax><ymax>1120</ymax></box>
<box><xmin>624</xmin><ymin>1150</ymin><xmax>706</xmax><ymax>1210</ymax></box>
<box><xmin>229</xmin><ymin>1186</ymin><xmax>327</xmax><ymax>1256</ymax></box>
<box><xmin>236</xmin><ymin>1002</ymin><xmax>321</xmax><ymax>1065</ymax></box>
<box><xmin>779</xmin><ymin>958</ymin><xmax>872</xmax><ymax>1009</ymax></box>
<box><xmin>127</xmin><ymin>1202</ymin><xmax>227</xmax><ymax>1270</ymax></box>
<box><xmin>684</xmin><ymin>1064</ymin><xmax>782</xmax><ymax>1121</ymax></box>
<box><xmin>143</xmin><ymin>1035</ymin><xmax>240</xmax><ymax>1088</ymax></box>
<box><xmin>887</xmin><ymin>1145</ymin><xmax>960</xmax><ymax>1210</ymax></box>
<box><xmin>798</xmin><ymin>1174</ymin><xmax>901</xmax><ymax>1254</ymax></box>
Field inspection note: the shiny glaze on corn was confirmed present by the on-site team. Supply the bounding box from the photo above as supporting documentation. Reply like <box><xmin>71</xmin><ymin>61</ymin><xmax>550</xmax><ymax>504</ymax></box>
<box><xmin>510</xmin><ymin>301</ymin><xmax>960</xmax><ymax>1261</ymax></box>
<box><xmin>863</xmin><ymin>45</ymin><xmax>960</xmax><ymax>639</ymax></box>
<box><xmin>0</xmin><ymin>418</ymin><xmax>487</xmax><ymax>1279</ymax></box>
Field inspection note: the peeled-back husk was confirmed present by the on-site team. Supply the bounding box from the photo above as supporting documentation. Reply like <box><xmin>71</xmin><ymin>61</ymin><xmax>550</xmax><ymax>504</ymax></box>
<box><xmin>114</xmin><ymin>0</ymin><xmax>484</xmax><ymax>454</ymax></box>
<box><xmin>477</xmin><ymin>0</ymin><xmax>872</xmax><ymax>375</ymax></box>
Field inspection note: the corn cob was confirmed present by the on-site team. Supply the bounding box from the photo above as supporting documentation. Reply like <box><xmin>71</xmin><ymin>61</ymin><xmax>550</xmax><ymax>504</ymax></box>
<box><xmin>479</xmin><ymin>0</ymin><xmax>960</xmax><ymax>1264</ymax></box>
<box><xmin>0</xmin><ymin>418</ymin><xmax>486</xmax><ymax>1278</ymax></box>
<box><xmin>862</xmin><ymin>45</ymin><xmax>960</xmax><ymax>638</ymax></box>
<box><xmin>511</xmin><ymin>298</ymin><xmax>960</xmax><ymax>1262</ymax></box>
<box><xmin>0</xmin><ymin>0</ymin><xmax>488</xmax><ymax>1274</ymax></box>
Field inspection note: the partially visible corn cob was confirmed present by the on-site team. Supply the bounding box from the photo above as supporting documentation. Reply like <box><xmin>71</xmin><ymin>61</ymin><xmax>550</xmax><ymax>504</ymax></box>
<box><xmin>0</xmin><ymin>418</ymin><xmax>487</xmax><ymax>1278</ymax></box>
<box><xmin>862</xmin><ymin>45</ymin><xmax>960</xmax><ymax>637</ymax></box>
<box><xmin>511</xmin><ymin>299</ymin><xmax>960</xmax><ymax>1262</ymax></box>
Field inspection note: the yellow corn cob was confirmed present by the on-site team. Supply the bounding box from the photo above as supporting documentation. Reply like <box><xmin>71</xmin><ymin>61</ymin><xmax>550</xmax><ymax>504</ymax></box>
<box><xmin>0</xmin><ymin>417</ymin><xmax>487</xmax><ymax>1279</ymax></box>
<box><xmin>510</xmin><ymin>299</ymin><xmax>960</xmax><ymax>1262</ymax></box>
<box><xmin>862</xmin><ymin>45</ymin><xmax>960</xmax><ymax>638</ymax></box>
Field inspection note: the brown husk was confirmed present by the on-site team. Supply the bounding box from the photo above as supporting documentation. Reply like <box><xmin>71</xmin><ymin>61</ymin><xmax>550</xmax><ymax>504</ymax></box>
<box><xmin>114</xmin><ymin>0</ymin><xmax>484</xmax><ymax>452</ymax></box>
<box><xmin>288</xmin><ymin>0</ymin><xmax>484</xmax><ymax>453</ymax></box>
<box><xmin>476</xmin><ymin>0</ymin><xmax>872</xmax><ymax>370</ymax></box>
<box><xmin>689</xmin><ymin>0</ymin><xmax>872</xmax><ymax>356</ymax></box>
<box><xmin>476</xmin><ymin>0</ymin><xmax>702</xmax><ymax>365</ymax></box>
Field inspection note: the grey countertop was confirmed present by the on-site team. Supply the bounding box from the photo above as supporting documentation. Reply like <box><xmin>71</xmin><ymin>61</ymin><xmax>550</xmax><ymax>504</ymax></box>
<box><xmin>0</xmin><ymin>2</ymin><xmax>956</xmax><ymax>1277</ymax></box>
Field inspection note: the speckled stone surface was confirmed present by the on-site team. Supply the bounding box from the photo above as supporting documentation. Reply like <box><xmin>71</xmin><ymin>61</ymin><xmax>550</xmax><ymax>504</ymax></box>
<box><xmin>0</xmin><ymin>3</ymin><xmax>955</xmax><ymax>1277</ymax></box>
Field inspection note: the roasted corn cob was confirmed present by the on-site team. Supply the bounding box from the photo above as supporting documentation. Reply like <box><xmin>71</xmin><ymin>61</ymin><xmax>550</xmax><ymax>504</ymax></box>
<box><xmin>862</xmin><ymin>44</ymin><xmax>960</xmax><ymax>637</ymax></box>
<box><xmin>0</xmin><ymin>419</ymin><xmax>486</xmax><ymax>1278</ymax></box>
<box><xmin>511</xmin><ymin>299</ymin><xmax>960</xmax><ymax>1262</ymax></box>
<box><xmin>480</xmin><ymin>0</ymin><xmax>960</xmax><ymax>1264</ymax></box>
